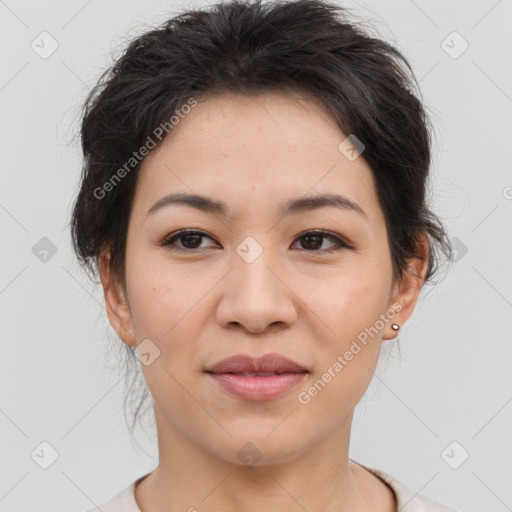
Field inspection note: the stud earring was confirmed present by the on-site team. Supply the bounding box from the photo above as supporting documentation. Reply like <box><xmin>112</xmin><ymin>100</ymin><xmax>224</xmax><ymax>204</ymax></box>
<box><xmin>391</xmin><ymin>324</ymin><xmax>400</xmax><ymax>331</ymax></box>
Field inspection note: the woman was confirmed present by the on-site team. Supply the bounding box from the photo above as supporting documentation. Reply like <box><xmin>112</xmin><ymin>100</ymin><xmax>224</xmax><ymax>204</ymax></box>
<box><xmin>71</xmin><ymin>0</ymin><xmax>460</xmax><ymax>510</ymax></box>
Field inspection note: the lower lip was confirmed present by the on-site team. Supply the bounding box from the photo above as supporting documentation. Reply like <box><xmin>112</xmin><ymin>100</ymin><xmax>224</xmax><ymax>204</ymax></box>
<box><xmin>207</xmin><ymin>372</ymin><xmax>307</xmax><ymax>400</ymax></box>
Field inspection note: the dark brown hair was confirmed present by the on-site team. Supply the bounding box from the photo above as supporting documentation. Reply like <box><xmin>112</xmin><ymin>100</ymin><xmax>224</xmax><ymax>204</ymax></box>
<box><xmin>70</xmin><ymin>0</ymin><xmax>452</xmax><ymax>431</ymax></box>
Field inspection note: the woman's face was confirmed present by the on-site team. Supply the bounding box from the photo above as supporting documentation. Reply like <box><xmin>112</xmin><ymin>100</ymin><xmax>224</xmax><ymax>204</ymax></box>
<box><xmin>102</xmin><ymin>92</ymin><xmax>425</xmax><ymax>466</ymax></box>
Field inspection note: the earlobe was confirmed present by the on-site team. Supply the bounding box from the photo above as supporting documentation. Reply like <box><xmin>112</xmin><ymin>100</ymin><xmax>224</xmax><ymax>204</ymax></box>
<box><xmin>99</xmin><ymin>250</ymin><xmax>137</xmax><ymax>347</ymax></box>
<box><xmin>384</xmin><ymin>232</ymin><xmax>430</xmax><ymax>340</ymax></box>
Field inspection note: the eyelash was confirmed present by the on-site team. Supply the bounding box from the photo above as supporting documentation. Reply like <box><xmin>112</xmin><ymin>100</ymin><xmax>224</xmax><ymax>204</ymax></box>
<box><xmin>160</xmin><ymin>229</ymin><xmax>353</xmax><ymax>253</ymax></box>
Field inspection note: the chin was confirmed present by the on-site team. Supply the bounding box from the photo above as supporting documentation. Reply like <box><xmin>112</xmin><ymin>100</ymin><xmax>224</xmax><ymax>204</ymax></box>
<box><xmin>203</xmin><ymin>430</ymin><xmax>308</xmax><ymax>468</ymax></box>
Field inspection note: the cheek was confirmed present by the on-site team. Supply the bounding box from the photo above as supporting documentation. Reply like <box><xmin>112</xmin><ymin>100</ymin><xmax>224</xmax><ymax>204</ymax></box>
<box><xmin>126</xmin><ymin>273</ymin><xmax>214</xmax><ymax>443</ymax></box>
<box><xmin>299</xmin><ymin>279</ymin><xmax>385</xmax><ymax>419</ymax></box>
<box><xmin>127</xmin><ymin>266</ymin><xmax>215</xmax><ymax>385</ymax></box>
<box><xmin>129</xmin><ymin>273</ymin><xmax>206</xmax><ymax>405</ymax></box>
<box><xmin>127</xmin><ymin>259</ymin><xmax>200</xmax><ymax>337</ymax></box>
<box><xmin>301</xmin><ymin>265</ymin><xmax>388</xmax><ymax>347</ymax></box>
<box><xmin>299</xmin><ymin>269</ymin><xmax>388</xmax><ymax>412</ymax></box>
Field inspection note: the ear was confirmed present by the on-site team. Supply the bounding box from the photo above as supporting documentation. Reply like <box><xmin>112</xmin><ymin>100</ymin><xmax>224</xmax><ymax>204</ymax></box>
<box><xmin>99</xmin><ymin>250</ymin><xmax>137</xmax><ymax>347</ymax></box>
<box><xmin>383</xmin><ymin>232</ymin><xmax>430</xmax><ymax>340</ymax></box>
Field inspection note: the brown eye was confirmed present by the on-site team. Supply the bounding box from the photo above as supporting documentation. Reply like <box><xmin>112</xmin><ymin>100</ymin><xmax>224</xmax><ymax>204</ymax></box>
<box><xmin>162</xmin><ymin>230</ymin><xmax>218</xmax><ymax>251</ymax></box>
<box><xmin>177</xmin><ymin>233</ymin><xmax>203</xmax><ymax>249</ymax></box>
<box><xmin>161</xmin><ymin>229</ymin><xmax>351</xmax><ymax>253</ymax></box>
<box><xmin>292</xmin><ymin>231</ymin><xmax>350</xmax><ymax>252</ymax></box>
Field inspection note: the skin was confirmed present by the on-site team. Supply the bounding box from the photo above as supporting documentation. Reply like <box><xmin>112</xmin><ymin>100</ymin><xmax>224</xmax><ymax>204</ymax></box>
<box><xmin>99</xmin><ymin>91</ymin><xmax>429</xmax><ymax>512</ymax></box>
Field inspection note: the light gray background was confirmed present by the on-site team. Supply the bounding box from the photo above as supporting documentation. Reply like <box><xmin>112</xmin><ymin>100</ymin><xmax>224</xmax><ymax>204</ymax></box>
<box><xmin>1</xmin><ymin>0</ymin><xmax>511</xmax><ymax>511</ymax></box>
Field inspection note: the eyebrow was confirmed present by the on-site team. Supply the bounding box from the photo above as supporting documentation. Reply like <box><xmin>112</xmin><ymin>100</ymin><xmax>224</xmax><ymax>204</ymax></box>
<box><xmin>146</xmin><ymin>192</ymin><xmax>367</xmax><ymax>220</ymax></box>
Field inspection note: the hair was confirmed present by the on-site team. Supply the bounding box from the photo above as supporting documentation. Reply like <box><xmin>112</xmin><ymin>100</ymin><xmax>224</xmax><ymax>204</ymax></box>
<box><xmin>70</xmin><ymin>0</ymin><xmax>453</xmax><ymax>435</ymax></box>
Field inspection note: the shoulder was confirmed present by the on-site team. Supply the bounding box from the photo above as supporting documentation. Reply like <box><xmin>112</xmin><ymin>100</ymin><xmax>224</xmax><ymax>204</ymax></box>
<box><xmin>81</xmin><ymin>474</ymin><xmax>148</xmax><ymax>512</ymax></box>
<box><xmin>79</xmin><ymin>466</ymin><xmax>465</xmax><ymax>512</ymax></box>
<box><xmin>352</xmin><ymin>459</ymin><xmax>463</xmax><ymax>512</ymax></box>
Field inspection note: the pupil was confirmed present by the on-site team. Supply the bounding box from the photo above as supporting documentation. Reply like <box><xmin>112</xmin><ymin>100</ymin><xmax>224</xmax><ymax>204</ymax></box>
<box><xmin>303</xmin><ymin>234</ymin><xmax>322</xmax><ymax>250</ymax></box>
<box><xmin>179</xmin><ymin>234</ymin><xmax>326</xmax><ymax>250</ymax></box>
<box><xmin>182</xmin><ymin>234</ymin><xmax>202</xmax><ymax>248</ymax></box>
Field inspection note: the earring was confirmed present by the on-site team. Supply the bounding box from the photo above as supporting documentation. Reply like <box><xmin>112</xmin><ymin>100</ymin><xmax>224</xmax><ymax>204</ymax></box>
<box><xmin>391</xmin><ymin>324</ymin><xmax>400</xmax><ymax>331</ymax></box>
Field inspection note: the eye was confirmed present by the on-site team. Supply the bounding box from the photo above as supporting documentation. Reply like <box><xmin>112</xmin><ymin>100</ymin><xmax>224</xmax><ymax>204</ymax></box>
<box><xmin>161</xmin><ymin>230</ymin><xmax>218</xmax><ymax>251</ymax></box>
<box><xmin>161</xmin><ymin>229</ymin><xmax>352</xmax><ymax>253</ymax></box>
<box><xmin>291</xmin><ymin>230</ymin><xmax>351</xmax><ymax>252</ymax></box>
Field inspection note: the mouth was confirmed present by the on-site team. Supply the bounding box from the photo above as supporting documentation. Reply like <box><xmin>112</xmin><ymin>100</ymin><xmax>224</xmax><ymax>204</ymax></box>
<box><xmin>219</xmin><ymin>371</ymin><xmax>301</xmax><ymax>376</ymax></box>
<box><xmin>204</xmin><ymin>353</ymin><xmax>309</xmax><ymax>400</ymax></box>
<box><xmin>206</xmin><ymin>372</ymin><xmax>308</xmax><ymax>400</ymax></box>
<box><xmin>205</xmin><ymin>353</ymin><xmax>308</xmax><ymax>374</ymax></box>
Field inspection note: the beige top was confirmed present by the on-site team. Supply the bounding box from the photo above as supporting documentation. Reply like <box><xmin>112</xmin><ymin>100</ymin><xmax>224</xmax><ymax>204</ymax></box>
<box><xmin>84</xmin><ymin>460</ymin><xmax>462</xmax><ymax>512</ymax></box>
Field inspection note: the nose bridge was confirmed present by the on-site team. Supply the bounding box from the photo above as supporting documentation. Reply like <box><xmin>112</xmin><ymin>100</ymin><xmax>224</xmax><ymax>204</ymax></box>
<box><xmin>215</xmin><ymin>235</ymin><xmax>297</xmax><ymax>332</ymax></box>
<box><xmin>233</xmin><ymin>234</ymin><xmax>282</xmax><ymax>302</ymax></box>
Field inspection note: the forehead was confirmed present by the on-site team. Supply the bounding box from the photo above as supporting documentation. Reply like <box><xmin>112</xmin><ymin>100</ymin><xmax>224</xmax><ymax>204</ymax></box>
<box><xmin>133</xmin><ymin>91</ymin><xmax>381</xmax><ymax>224</ymax></box>
<box><xmin>162</xmin><ymin>91</ymin><xmax>344</xmax><ymax>150</ymax></box>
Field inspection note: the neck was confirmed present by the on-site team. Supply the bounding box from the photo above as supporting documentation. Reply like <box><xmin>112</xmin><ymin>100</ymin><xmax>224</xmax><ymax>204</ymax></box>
<box><xmin>134</xmin><ymin>407</ymin><xmax>395</xmax><ymax>512</ymax></box>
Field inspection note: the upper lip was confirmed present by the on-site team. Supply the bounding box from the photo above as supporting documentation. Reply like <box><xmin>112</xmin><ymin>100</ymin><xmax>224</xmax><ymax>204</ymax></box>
<box><xmin>205</xmin><ymin>353</ymin><xmax>308</xmax><ymax>374</ymax></box>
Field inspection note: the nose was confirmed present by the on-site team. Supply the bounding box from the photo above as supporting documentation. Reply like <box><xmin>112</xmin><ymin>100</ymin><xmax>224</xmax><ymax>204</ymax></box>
<box><xmin>215</xmin><ymin>250</ymin><xmax>298</xmax><ymax>334</ymax></box>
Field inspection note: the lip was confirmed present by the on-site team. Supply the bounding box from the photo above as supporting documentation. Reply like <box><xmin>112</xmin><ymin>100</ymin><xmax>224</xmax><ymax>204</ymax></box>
<box><xmin>205</xmin><ymin>353</ymin><xmax>308</xmax><ymax>374</ymax></box>
<box><xmin>205</xmin><ymin>353</ymin><xmax>309</xmax><ymax>401</ymax></box>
